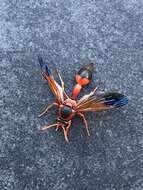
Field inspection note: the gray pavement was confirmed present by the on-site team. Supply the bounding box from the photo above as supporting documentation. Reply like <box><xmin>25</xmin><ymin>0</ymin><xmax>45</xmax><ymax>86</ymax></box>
<box><xmin>0</xmin><ymin>0</ymin><xmax>143</xmax><ymax>190</ymax></box>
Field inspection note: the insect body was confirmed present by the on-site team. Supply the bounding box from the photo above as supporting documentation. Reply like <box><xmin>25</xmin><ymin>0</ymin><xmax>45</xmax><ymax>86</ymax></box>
<box><xmin>38</xmin><ymin>56</ymin><xmax>128</xmax><ymax>142</ymax></box>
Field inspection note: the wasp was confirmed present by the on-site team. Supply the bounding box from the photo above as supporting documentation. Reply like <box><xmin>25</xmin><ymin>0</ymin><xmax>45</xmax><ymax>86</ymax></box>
<box><xmin>38</xmin><ymin>56</ymin><xmax>128</xmax><ymax>142</ymax></box>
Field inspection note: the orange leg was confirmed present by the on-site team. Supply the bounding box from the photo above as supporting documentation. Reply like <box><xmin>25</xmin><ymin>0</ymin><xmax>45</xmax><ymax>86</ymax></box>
<box><xmin>55</xmin><ymin>68</ymin><xmax>69</xmax><ymax>99</ymax></box>
<box><xmin>78</xmin><ymin>113</ymin><xmax>90</xmax><ymax>136</ymax></box>
<box><xmin>38</xmin><ymin>102</ymin><xmax>58</xmax><ymax>117</ymax></box>
<box><xmin>39</xmin><ymin>123</ymin><xmax>58</xmax><ymax>132</ymax></box>
<box><xmin>62</xmin><ymin>121</ymin><xmax>71</xmax><ymax>143</ymax></box>
<box><xmin>78</xmin><ymin>87</ymin><xmax>98</xmax><ymax>104</ymax></box>
<box><xmin>56</xmin><ymin>123</ymin><xmax>60</xmax><ymax>131</ymax></box>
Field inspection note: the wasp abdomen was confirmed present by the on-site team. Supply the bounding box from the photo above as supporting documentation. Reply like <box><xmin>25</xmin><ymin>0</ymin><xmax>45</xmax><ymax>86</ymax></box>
<box><xmin>72</xmin><ymin>63</ymin><xmax>94</xmax><ymax>99</ymax></box>
<box><xmin>76</xmin><ymin>63</ymin><xmax>94</xmax><ymax>85</ymax></box>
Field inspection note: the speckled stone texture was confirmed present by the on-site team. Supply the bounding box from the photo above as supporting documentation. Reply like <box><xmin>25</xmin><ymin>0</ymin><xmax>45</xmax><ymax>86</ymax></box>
<box><xmin>0</xmin><ymin>0</ymin><xmax>143</xmax><ymax>190</ymax></box>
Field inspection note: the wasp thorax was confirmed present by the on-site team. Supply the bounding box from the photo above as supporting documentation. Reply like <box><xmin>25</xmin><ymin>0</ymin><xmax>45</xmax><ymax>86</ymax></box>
<box><xmin>64</xmin><ymin>98</ymin><xmax>77</xmax><ymax>107</ymax></box>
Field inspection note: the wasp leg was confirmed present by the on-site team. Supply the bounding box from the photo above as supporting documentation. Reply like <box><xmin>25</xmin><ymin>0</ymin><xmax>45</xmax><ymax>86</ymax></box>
<box><xmin>56</xmin><ymin>69</ymin><xmax>64</xmax><ymax>91</ymax></box>
<box><xmin>78</xmin><ymin>113</ymin><xmax>90</xmax><ymax>136</ymax></box>
<box><xmin>87</xmin><ymin>86</ymin><xmax>98</xmax><ymax>96</ymax></box>
<box><xmin>62</xmin><ymin>121</ymin><xmax>71</xmax><ymax>143</ymax></box>
<box><xmin>91</xmin><ymin>86</ymin><xmax>98</xmax><ymax>95</ymax></box>
<box><xmin>77</xmin><ymin>87</ymin><xmax>98</xmax><ymax>105</ymax></box>
<box><xmin>64</xmin><ymin>91</ymin><xmax>69</xmax><ymax>99</ymax></box>
<box><xmin>62</xmin><ymin>127</ymin><xmax>69</xmax><ymax>143</ymax></box>
<box><xmin>56</xmin><ymin>123</ymin><xmax>60</xmax><ymax>131</ymax></box>
<box><xmin>78</xmin><ymin>87</ymin><xmax>98</xmax><ymax>104</ymax></box>
<box><xmin>56</xmin><ymin>68</ymin><xmax>69</xmax><ymax>98</ymax></box>
<box><xmin>38</xmin><ymin>102</ymin><xmax>58</xmax><ymax>117</ymax></box>
<box><xmin>40</xmin><ymin>123</ymin><xmax>57</xmax><ymax>132</ymax></box>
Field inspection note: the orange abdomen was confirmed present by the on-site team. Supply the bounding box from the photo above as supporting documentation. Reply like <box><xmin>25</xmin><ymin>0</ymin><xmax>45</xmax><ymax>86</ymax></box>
<box><xmin>72</xmin><ymin>63</ymin><xmax>94</xmax><ymax>99</ymax></box>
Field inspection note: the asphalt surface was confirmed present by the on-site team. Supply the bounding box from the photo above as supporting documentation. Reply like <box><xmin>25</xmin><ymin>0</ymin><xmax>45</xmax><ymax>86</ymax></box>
<box><xmin>0</xmin><ymin>0</ymin><xmax>143</xmax><ymax>190</ymax></box>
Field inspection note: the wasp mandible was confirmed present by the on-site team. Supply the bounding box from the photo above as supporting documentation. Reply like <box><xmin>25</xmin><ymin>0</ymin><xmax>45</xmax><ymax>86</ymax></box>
<box><xmin>38</xmin><ymin>56</ymin><xmax>128</xmax><ymax>142</ymax></box>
